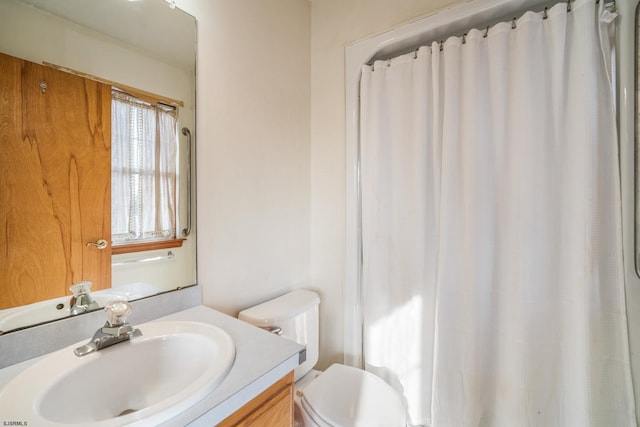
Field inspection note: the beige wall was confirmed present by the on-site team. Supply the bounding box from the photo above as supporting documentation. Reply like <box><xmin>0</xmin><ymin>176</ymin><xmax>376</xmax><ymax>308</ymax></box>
<box><xmin>176</xmin><ymin>0</ymin><xmax>312</xmax><ymax>320</ymax></box>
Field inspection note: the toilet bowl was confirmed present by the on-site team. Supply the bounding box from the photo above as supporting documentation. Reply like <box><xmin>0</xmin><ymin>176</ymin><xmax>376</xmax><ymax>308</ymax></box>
<box><xmin>238</xmin><ymin>290</ymin><xmax>407</xmax><ymax>427</ymax></box>
<box><xmin>294</xmin><ymin>364</ymin><xmax>407</xmax><ymax>427</ymax></box>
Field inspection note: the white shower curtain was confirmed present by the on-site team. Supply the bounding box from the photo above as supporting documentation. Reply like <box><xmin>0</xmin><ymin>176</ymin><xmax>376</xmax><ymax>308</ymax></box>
<box><xmin>360</xmin><ymin>1</ymin><xmax>636</xmax><ymax>426</ymax></box>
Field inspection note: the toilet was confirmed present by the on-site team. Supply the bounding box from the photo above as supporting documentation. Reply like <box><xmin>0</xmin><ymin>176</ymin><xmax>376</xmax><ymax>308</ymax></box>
<box><xmin>238</xmin><ymin>290</ymin><xmax>407</xmax><ymax>427</ymax></box>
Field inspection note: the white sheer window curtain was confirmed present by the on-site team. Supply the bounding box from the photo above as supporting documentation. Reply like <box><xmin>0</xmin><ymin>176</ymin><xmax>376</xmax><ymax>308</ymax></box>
<box><xmin>112</xmin><ymin>91</ymin><xmax>178</xmax><ymax>244</ymax></box>
<box><xmin>360</xmin><ymin>0</ymin><xmax>635</xmax><ymax>426</ymax></box>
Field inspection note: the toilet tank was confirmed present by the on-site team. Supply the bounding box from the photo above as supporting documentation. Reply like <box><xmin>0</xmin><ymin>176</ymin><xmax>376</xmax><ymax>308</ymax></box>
<box><xmin>238</xmin><ymin>290</ymin><xmax>320</xmax><ymax>381</ymax></box>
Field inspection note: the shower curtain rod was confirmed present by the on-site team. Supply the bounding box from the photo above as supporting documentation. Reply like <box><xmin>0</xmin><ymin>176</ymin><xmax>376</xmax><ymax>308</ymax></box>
<box><xmin>372</xmin><ymin>0</ymin><xmax>614</xmax><ymax>60</ymax></box>
<box><xmin>447</xmin><ymin>0</ymin><xmax>613</xmax><ymax>48</ymax></box>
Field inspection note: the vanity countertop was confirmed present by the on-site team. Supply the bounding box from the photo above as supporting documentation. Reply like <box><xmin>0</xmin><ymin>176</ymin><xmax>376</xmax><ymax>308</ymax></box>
<box><xmin>0</xmin><ymin>305</ymin><xmax>304</xmax><ymax>426</ymax></box>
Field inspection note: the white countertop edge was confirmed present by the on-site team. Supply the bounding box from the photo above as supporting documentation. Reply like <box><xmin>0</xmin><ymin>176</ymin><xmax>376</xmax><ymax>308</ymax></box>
<box><xmin>187</xmin><ymin>353</ymin><xmax>300</xmax><ymax>426</ymax></box>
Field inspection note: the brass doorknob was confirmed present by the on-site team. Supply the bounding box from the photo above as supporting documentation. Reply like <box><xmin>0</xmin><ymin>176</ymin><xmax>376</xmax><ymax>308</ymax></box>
<box><xmin>86</xmin><ymin>239</ymin><xmax>109</xmax><ymax>249</ymax></box>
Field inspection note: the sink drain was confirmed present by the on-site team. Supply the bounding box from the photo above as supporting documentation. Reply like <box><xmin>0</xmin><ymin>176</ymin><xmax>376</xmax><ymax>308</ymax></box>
<box><xmin>118</xmin><ymin>409</ymin><xmax>138</xmax><ymax>417</ymax></box>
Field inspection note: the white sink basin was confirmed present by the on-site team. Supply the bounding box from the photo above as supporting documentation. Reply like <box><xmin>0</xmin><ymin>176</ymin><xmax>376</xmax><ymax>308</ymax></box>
<box><xmin>0</xmin><ymin>320</ymin><xmax>235</xmax><ymax>426</ymax></box>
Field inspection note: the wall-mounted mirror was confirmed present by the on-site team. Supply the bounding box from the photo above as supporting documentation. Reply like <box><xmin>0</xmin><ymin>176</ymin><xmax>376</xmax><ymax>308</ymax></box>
<box><xmin>0</xmin><ymin>0</ymin><xmax>197</xmax><ymax>333</ymax></box>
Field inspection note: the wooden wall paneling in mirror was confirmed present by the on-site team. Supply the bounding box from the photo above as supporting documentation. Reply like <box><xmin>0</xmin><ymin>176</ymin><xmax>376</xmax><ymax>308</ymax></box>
<box><xmin>0</xmin><ymin>53</ymin><xmax>111</xmax><ymax>309</ymax></box>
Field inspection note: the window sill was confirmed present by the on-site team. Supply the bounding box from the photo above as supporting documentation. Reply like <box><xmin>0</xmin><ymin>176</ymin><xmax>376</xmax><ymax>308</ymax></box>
<box><xmin>112</xmin><ymin>238</ymin><xmax>186</xmax><ymax>255</ymax></box>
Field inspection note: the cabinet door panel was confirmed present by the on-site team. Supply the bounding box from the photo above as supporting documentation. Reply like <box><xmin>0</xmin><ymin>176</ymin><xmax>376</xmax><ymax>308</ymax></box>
<box><xmin>0</xmin><ymin>52</ymin><xmax>111</xmax><ymax>309</ymax></box>
<box><xmin>218</xmin><ymin>371</ymin><xmax>294</xmax><ymax>427</ymax></box>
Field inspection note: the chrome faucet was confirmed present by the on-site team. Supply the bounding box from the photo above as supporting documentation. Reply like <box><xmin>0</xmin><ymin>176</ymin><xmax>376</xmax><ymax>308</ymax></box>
<box><xmin>69</xmin><ymin>281</ymin><xmax>99</xmax><ymax>315</ymax></box>
<box><xmin>74</xmin><ymin>300</ymin><xmax>142</xmax><ymax>357</ymax></box>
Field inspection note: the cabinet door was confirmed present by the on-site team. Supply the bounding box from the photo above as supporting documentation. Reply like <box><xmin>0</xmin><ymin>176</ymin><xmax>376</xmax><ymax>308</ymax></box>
<box><xmin>0</xmin><ymin>53</ymin><xmax>111</xmax><ymax>309</ymax></box>
<box><xmin>218</xmin><ymin>371</ymin><xmax>294</xmax><ymax>427</ymax></box>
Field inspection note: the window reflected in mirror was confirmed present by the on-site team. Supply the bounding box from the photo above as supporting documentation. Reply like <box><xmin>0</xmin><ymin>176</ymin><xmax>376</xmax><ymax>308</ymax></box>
<box><xmin>111</xmin><ymin>90</ymin><xmax>181</xmax><ymax>251</ymax></box>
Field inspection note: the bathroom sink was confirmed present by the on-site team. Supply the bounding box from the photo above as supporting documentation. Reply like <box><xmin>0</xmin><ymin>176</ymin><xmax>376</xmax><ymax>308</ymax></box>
<box><xmin>0</xmin><ymin>291</ymin><xmax>127</xmax><ymax>333</ymax></box>
<box><xmin>0</xmin><ymin>320</ymin><xmax>236</xmax><ymax>426</ymax></box>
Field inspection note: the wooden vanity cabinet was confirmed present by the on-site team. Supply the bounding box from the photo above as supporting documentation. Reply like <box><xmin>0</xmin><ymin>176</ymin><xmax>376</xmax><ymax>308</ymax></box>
<box><xmin>218</xmin><ymin>371</ymin><xmax>294</xmax><ymax>427</ymax></box>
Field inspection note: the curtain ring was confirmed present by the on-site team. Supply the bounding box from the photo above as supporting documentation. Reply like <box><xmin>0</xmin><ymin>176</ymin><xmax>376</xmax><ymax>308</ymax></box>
<box><xmin>439</xmin><ymin>41</ymin><xmax>444</xmax><ymax>52</ymax></box>
<box><xmin>462</xmin><ymin>33</ymin><xmax>467</xmax><ymax>44</ymax></box>
<box><xmin>483</xmin><ymin>26</ymin><xmax>490</xmax><ymax>38</ymax></box>
<box><xmin>511</xmin><ymin>18</ymin><xmax>517</xmax><ymax>29</ymax></box>
<box><xmin>543</xmin><ymin>7</ymin><xmax>548</xmax><ymax>19</ymax></box>
<box><xmin>567</xmin><ymin>0</ymin><xmax>571</xmax><ymax>12</ymax></box>
<box><xmin>414</xmin><ymin>48</ymin><xmax>419</xmax><ymax>59</ymax></box>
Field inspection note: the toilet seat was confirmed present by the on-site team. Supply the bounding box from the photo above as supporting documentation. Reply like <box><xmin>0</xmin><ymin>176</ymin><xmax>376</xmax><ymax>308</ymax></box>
<box><xmin>300</xmin><ymin>364</ymin><xmax>407</xmax><ymax>427</ymax></box>
<box><xmin>300</xmin><ymin>399</ymin><xmax>334</xmax><ymax>427</ymax></box>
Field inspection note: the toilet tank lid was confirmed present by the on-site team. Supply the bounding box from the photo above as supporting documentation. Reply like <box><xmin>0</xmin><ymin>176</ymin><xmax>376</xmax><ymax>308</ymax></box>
<box><xmin>238</xmin><ymin>290</ymin><xmax>320</xmax><ymax>326</ymax></box>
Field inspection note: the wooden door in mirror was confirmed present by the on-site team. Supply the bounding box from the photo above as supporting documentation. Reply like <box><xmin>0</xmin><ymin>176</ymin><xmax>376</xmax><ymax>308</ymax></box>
<box><xmin>0</xmin><ymin>52</ymin><xmax>111</xmax><ymax>309</ymax></box>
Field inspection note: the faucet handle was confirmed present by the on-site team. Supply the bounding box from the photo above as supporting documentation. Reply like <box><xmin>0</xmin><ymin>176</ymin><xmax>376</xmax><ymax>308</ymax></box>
<box><xmin>70</xmin><ymin>281</ymin><xmax>93</xmax><ymax>296</ymax></box>
<box><xmin>105</xmin><ymin>300</ymin><xmax>132</xmax><ymax>327</ymax></box>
